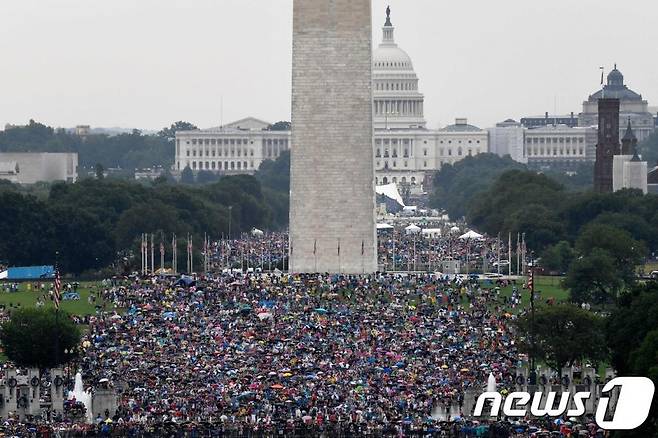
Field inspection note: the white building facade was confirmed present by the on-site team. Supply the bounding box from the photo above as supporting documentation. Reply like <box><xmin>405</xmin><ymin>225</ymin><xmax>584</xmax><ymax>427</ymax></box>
<box><xmin>487</xmin><ymin>120</ymin><xmax>527</xmax><ymax>164</ymax></box>
<box><xmin>0</xmin><ymin>153</ymin><xmax>78</xmax><ymax>184</ymax></box>
<box><xmin>524</xmin><ymin>125</ymin><xmax>598</xmax><ymax>167</ymax></box>
<box><xmin>174</xmin><ymin>118</ymin><xmax>290</xmax><ymax>174</ymax></box>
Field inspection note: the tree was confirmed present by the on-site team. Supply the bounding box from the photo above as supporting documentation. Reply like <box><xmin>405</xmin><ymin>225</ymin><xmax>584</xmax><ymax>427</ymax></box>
<box><xmin>0</xmin><ymin>308</ymin><xmax>81</xmax><ymax>368</ymax></box>
<box><xmin>540</xmin><ymin>241</ymin><xmax>575</xmax><ymax>274</ymax></box>
<box><xmin>196</xmin><ymin>170</ymin><xmax>220</xmax><ymax>185</ymax></box>
<box><xmin>158</xmin><ymin>121</ymin><xmax>198</xmax><ymax>139</ymax></box>
<box><xmin>430</xmin><ymin>154</ymin><xmax>526</xmax><ymax>219</ymax></box>
<box><xmin>638</xmin><ymin>129</ymin><xmax>658</xmax><ymax>168</ymax></box>
<box><xmin>467</xmin><ymin>170</ymin><xmax>565</xmax><ymax>246</ymax></box>
<box><xmin>267</xmin><ymin>121</ymin><xmax>291</xmax><ymax>131</ymax></box>
<box><xmin>95</xmin><ymin>162</ymin><xmax>105</xmax><ymax>179</ymax></box>
<box><xmin>564</xmin><ymin>249</ymin><xmax>623</xmax><ymax>304</ymax></box>
<box><xmin>180</xmin><ymin>165</ymin><xmax>195</xmax><ymax>184</ymax></box>
<box><xmin>607</xmin><ymin>283</ymin><xmax>658</xmax><ymax>437</ymax></box>
<box><xmin>516</xmin><ymin>304</ymin><xmax>607</xmax><ymax>374</ymax></box>
<box><xmin>575</xmin><ymin>223</ymin><xmax>645</xmax><ymax>284</ymax></box>
<box><xmin>256</xmin><ymin>150</ymin><xmax>290</xmax><ymax>192</ymax></box>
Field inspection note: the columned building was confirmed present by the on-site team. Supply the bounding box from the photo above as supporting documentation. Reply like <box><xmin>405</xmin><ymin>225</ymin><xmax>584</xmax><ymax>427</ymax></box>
<box><xmin>174</xmin><ymin>118</ymin><xmax>289</xmax><ymax>174</ymax></box>
<box><xmin>524</xmin><ymin>125</ymin><xmax>597</xmax><ymax>167</ymax></box>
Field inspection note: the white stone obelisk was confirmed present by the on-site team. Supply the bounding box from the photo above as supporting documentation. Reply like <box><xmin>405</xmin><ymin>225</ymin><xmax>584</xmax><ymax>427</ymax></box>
<box><xmin>290</xmin><ymin>0</ymin><xmax>377</xmax><ymax>274</ymax></box>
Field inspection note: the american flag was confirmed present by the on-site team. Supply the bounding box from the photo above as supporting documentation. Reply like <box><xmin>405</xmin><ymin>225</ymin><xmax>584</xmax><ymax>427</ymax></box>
<box><xmin>527</xmin><ymin>269</ymin><xmax>534</xmax><ymax>292</ymax></box>
<box><xmin>53</xmin><ymin>268</ymin><xmax>62</xmax><ymax>310</ymax></box>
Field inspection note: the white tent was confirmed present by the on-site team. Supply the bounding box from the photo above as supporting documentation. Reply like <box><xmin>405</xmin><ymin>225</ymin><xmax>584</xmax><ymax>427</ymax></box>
<box><xmin>459</xmin><ymin>230</ymin><xmax>484</xmax><ymax>240</ymax></box>
<box><xmin>449</xmin><ymin>226</ymin><xmax>461</xmax><ymax>234</ymax></box>
<box><xmin>376</xmin><ymin>223</ymin><xmax>394</xmax><ymax>230</ymax></box>
<box><xmin>251</xmin><ymin>228</ymin><xmax>264</xmax><ymax>237</ymax></box>
<box><xmin>375</xmin><ymin>183</ymin><xmax>405</xmax><ymax>207</ymax></box>
<box><xmin>421</xmin><ymin>228</ymin><xmax>442</xmax><ymax>238</ymax></box>
<box><xmin>405</xmin><ymin>224</ymin><xmax>421</xmax><ymax>235</ymax></box>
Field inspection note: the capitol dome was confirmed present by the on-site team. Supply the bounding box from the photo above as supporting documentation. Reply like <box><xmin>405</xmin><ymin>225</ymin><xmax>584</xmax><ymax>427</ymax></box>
<box><xmin>373</xmin><ymin>43</ymin><xmax>414</xmax><ymax>71</ymax></box>
<box><xmin>373</xmin><ymin>7</ymin><xmax>426</xmax><ymax>130</ymax></box>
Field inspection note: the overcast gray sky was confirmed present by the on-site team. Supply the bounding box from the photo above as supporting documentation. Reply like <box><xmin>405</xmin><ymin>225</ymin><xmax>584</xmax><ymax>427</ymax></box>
<box><xmin>1</xmin><ymin>0</ymin><xmax>656</xmax><ymax>131</ymax></box>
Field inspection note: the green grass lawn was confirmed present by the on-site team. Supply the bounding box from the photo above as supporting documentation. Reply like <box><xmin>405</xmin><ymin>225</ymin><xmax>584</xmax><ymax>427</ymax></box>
<box><xmin>480</xmin><ymin>275</ymin><xmax>570</xmax><ymax>312</ymax></box>
<box><xmin>0</xmin><ymin>281</ymin><xmax>111</xmax><ymax>315</ymax></box>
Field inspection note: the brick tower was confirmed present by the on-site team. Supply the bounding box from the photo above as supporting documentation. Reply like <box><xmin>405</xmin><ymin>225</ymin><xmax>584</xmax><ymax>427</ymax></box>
<box><xmin>594</xmin><ymin>98</ymin><xmax>621</xmax><ymax>193</ymax></box>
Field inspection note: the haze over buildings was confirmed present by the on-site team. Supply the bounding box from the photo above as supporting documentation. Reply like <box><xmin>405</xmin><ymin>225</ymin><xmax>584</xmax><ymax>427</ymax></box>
<box><xmin>1</xmin><ymin>0</ymin><xmax>657</xmax><ymax>130</ymax></box>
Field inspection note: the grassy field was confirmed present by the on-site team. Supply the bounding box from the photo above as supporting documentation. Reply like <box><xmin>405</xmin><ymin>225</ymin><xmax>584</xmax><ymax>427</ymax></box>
<box><xmin>480</xmin><ymin>275</ymin><xmax>570</xmax><ymax>311</ymax></box>
<box><xmin>0</xmin><ymin>281</ymin><xmax>111</xmax><ymax>315</ymax></box>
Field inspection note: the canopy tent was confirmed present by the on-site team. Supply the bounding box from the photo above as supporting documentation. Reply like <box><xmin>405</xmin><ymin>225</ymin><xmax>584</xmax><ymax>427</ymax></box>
<box><xmin>0</xmin><ymin>265</ymin><xmax>54</xmax><ymax>280</ymax></box>
<box><xmin>405</xmin><ymin>224</ymin><xmax>421</xmax><ymax>235</ymax></box>
<box><xmin>375</xmin><ymin>183</ymin><xmax>405</xmax><ymax>208</ymax></box>
<box><xmin>459</xmin><ymin>230</ymin><xmax>484</xmax><ymax>240</ymax></box>
<box><xmin>450</xmin><ymin>226</ymin><xmax>461</xmax><ymax>234</ymax></box>
<box><xmin>376</xmin><ymin>223</ymin><xmax>394</xmax><ymax>231</ymax></box>
<box><xmin>421</xmin><ymin>228</ymin><xmax>442</xmax><ymax>238</ymax></box>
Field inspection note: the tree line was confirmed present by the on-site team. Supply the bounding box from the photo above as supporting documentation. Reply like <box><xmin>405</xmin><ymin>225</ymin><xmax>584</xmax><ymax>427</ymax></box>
<box><xmin>0</xmin><ymin>160</ymin><xmax>290</xmax><ymax>275</ymax></box>
<box><xmin>0</xmin><ymin>120</ymin><xmax>198</xmax><ymax>171</ymax></box>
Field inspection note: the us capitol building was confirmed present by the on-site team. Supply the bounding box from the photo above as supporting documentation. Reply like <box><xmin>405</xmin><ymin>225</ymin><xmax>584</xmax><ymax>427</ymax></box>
<box><xmin>174</xmin><ymin>8</ymin><xmax>488</xmax><ymax>191</ymax></box>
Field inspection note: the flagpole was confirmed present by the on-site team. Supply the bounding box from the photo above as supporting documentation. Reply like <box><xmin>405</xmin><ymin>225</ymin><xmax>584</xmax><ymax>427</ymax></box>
<box><xmin>508</xmin><ymin>232</ymin><xmax>512</xmax><ymax>277</ymax></box>
<box><xmin>521</xmin><ymin>233</ymin><xmax>528</xmax><ymax>275</ymax></box>
<box><xmin>497</xmin><ymin>233</ymin><xmax>501</xmax><ymax>275</ymax></box>
<box><xmin>516</xmin><ymin>233</ymin><xmax>520</xmax><ymax>276</ymax></box>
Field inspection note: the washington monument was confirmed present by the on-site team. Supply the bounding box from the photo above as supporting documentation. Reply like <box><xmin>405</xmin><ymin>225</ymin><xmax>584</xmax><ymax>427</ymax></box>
<box><xmin>289</xmin><ymin>0</ymin><xmax>377</xmax><ymax>273</ymax></box>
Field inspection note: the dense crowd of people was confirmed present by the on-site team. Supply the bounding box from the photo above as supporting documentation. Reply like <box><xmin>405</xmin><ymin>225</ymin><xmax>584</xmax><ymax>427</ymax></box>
<box><xmin>0</xmin><ymin>231</ymin><xmax>607</xmax><ymax>437</ymax></box>
<box><xmin>74</xmin><ymin>273</ymin><xmax>518</xmax><ymax>434</ymax></box>
<box><xmin>377</xmin><ymin>229</ymin><xmax>507</xmax><ymax>274</ymax></box>
<box><xmin>208</xmin><ymin>226</ymin><xmax>518</xmax><ymax>276</ymax></box>
<box><xmin>209</xmin><ymin>233</ymin><xmax>289</xmax><ymax>272</ymax></box>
